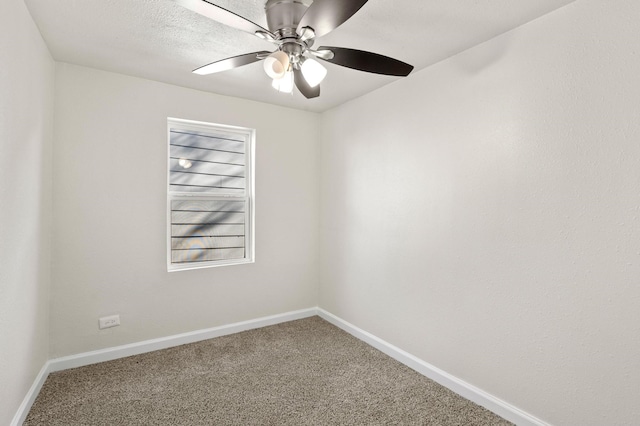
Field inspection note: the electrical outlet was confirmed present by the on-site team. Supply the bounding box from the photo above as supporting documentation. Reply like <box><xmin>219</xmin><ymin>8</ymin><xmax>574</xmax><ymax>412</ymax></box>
<box><xmin>99</xmin><ymin>314</ymin><xmax>120</xmax><ymax>330</ymax></box>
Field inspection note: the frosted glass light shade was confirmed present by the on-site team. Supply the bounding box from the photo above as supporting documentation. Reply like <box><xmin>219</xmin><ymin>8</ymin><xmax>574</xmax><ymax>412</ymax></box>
<box><xmin>263</xmin><ymin>51</ymin><xmax>290</xmax><ymax>79</ymax></box>
<box><xmin>271</xmin><ymin>71</ymin><xmax>294</xmax><ymax>93</ymax></box>
<box><xmin>301</xmin><ymin>58</ymin><xmax>327</xmax><ymax>88</ymax></box>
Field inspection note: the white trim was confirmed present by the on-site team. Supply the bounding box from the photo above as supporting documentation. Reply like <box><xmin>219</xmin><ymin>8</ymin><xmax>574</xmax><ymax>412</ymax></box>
<box><xmin>11</xmin><ymin>361</ymin><xmax>52</xmax><ymax>426</ymax></box>
<box><xmin>14</xmin><ymin>307</ymin><xmax>549</xmax><ymax>426</ymax></box>
<box><xmin>49</xmin><ymin>308</ymin><xmax>317</xmax><ymax>372</ymax></box>
<box><xmin>317</xmin><ymin>308</ymin><xmax>551</xmax><ymax>426</ymax></box>
<box><xmin>12</xmin><ymin>308</ymin><xmax>316</xmax><ymax>424</ymax></box>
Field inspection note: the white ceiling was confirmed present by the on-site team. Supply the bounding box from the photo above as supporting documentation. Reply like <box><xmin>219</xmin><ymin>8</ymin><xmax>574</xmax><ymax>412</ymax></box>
<box><xmin>24</xmin><ymin>0</ymin><xmax>575</xmax><ymax>112</ymax></box>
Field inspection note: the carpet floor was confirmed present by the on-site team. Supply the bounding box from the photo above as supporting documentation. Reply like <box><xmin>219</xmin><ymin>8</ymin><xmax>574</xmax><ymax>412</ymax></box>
<box><xmin>25</xmin><ymin>316</ymin><xmax>512</xmax><ymax>425</ymax></box>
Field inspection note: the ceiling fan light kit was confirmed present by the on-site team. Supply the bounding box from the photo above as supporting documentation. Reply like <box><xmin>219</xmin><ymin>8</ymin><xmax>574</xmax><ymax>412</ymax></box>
<box><xmin>272</xmin><ymin>71</ymin><xmax>294</xmax><ymax>93</ymax></box>
<box><xmin>263</xmin><ymin>51</ymin><xmax>290</xmax><ymax>79</ymax></box>
<box><xmin>176</xmin><ymin>0</ymin><xmax>414</xmax><ymax>99</ymax></box>
<box><xmin>300</xmin><ymin>58</ymin><xmax>327</xmax><ymax>88</ymax></box>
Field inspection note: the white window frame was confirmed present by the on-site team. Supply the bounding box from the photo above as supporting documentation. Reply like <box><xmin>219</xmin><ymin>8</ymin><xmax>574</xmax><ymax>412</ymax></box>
<box><xmin>167</xmin><ymin>117</ymin><xmax>255</xmax><ymax>271</ymax></box>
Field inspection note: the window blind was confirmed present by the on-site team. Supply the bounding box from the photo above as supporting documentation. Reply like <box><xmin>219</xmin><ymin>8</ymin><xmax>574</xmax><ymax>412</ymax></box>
<box><xmin>170</xmin><ymin>199</ymin><xmax>246</xmax><ymax>263</ymax></box>
<box><xmin>168</xmin><ymin>124</ymin><xmax>251</xmax><ymax>269</ymax></box>
<box><xmin>169</xmin><ymin>129</ymin><xmax>246</xmax><ymax>194</ymax></box>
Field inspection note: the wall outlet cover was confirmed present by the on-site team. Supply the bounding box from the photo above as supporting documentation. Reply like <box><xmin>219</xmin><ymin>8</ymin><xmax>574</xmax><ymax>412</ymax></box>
<box><xmin>99</xmin><ymin>315</ymin><xmax>120</xmax><ymax>329</ymax></box>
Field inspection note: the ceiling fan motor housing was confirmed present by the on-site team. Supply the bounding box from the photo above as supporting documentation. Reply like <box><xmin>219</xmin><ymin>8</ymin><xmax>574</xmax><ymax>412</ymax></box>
<box><xmin>265</xmin><ymin>0</ymin><xmax>312</xmax><ymax>36</ymax></box>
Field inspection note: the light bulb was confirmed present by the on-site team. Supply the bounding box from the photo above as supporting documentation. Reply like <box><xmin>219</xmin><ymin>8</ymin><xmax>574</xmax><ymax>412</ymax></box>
<box><xmin>271</xmin><ymin>71</ymin><xmax>294</xmax><ymax>94</ymax></box>
<box><xmin>301</xmin><ymin>58</ymin><xmax>327</xmax><ymax>88</ymax></box>
<box><xmin>263</xmin><ymin>51</ymin><xmax>290</xmax><ymax>79</ymax></box>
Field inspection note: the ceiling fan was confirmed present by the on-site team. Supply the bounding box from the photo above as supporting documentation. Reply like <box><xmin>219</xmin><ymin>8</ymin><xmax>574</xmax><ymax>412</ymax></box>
<box><xmin>175</xmin><ymin>0</ymin><xmax>414</xmax><ymax>99</ymax></box>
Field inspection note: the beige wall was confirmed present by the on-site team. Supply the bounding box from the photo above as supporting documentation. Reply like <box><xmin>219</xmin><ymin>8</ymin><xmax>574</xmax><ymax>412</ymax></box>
<box><xmin>319</xmin><ymin>0</ymin><xmax>640</xmax><ymax>424</ymax></box>
<box><xmin>0</xmin><ymin>0</ymin><xmax>54</xmax><ymax>424</ymax></box>
<box><xmin>50</xmin><ymin>64</ymin><xmax>320</xmax><ymax>357</ymax></box>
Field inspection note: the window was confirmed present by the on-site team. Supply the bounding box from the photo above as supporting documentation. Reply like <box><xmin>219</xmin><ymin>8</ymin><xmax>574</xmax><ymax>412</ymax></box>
<box><xmin>167</xmin><ymin>118</ymin><xmax>254</xmax><ymax>271</ymax></box>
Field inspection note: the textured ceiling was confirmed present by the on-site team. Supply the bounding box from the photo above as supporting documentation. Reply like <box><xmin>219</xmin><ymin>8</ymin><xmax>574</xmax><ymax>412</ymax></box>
<box><xmin>24</xmin><ymin>0</ymin><xmax>575</xmax><ymax>112</ymax></box>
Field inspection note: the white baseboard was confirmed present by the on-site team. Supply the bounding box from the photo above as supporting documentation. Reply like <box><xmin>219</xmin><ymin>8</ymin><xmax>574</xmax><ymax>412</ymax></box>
<box><xmin>317</xmin><ymin>308</ymin><xmax>550</xmax><ymax>426</ymax></box>
<box><xmin>14</xmin><ymin>306</ymin><xmax>548</xmax><ymax>426</ymax></box>
<box><xmin>11</xmin><ymin>361</ymin><xmax>52</xmax><ymax>426</ymax></box>
<box><xmin>49</xmin><ymin>307</ymin><xmax>318</xmax><ymax>372</ymax></box>
<box><xmin>11</xmin><ymin>307</ymin><xmax>316</xmax><ymax>425</ymax></box>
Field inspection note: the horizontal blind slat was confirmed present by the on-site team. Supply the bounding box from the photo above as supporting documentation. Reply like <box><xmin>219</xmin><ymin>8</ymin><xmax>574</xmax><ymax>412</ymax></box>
<box><xmin>169</xmin><ymin>185</ymin><xmax>244</xmax><ymax>194</ymax></box>
<box><xmin>172</xmin><ymin>224</ymin><xmax>245</xmax><ymax>237</ymax></box>
<box><xmin>170</xmin><ymin>130</ymin><xmax>245</xmax><ymax>152</ymax></box>
<box><xmin>171</xmin><ymin>200</ymin><xmax>245</xmax><ymax>212</ymax></box>
<box><xmin>170</xmin><ymin>172</ymin><xmax>245</xmax><ymax>190</ymax></box>
<box><xmin>169</xmin><ymin>158</ymin><xmax>245</xmax><ymax>178</ymax></box>
<box><xmin>172</xmin><ymin>247</ymin><xmax>245</xmax><ymax>263</ymax></box>
<box><xmin>172</xmin><ymin>210</ymin><xmax>245</xmax><ymax>224</ymax></box>
<box><xmin>170</xmin><ymin>145</ymin><xmax>245</xmax><ymax>166</ymax></box>
<box><xmin>171</xmin><ymin>236</ymin><xmax>245</xmax><ymax>250</ymax></box>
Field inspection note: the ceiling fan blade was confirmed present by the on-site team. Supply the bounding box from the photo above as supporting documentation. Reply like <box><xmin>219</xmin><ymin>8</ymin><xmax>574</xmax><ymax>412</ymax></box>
<box><xmin>294</xmin><ymin>68</ymin><xmax>320</xmax><ymax>99</ymax></box>
<box><xmin>317</xmin><ymin>46</ymin><xmax>414</xmax><ymax>76</ymax></box>
<box><xmin>297</xmin><ymin>0</ymin><xmax>369</xmax><ymax>39</ymax></box>
<box><xmin>193</xmin><ymin>51</ymin><xmax>271</xmax><ymax>75</ymax></box>
<box><xmin>176</xmin><ymin>0</ymin><xmax>275</xmax><ymax>40</ymax></box>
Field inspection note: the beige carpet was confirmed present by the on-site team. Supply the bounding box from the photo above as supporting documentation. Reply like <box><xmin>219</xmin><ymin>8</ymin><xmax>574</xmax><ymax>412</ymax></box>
<box><xmin>25</xmin><ymin>317</ymin><xmax>512</xmax><ymax>425</ymax></box>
